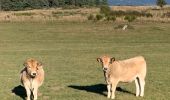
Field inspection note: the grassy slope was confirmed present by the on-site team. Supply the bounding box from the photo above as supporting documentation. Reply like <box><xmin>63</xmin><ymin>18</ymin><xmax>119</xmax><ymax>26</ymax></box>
<box><xmin>0</xmin><ymin>22</ymin><xmax>170</xmax><ymax>100</ymax></box>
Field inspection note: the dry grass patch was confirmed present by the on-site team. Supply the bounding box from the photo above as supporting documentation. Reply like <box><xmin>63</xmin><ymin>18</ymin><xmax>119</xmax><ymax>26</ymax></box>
<box><xmin>110</xmin><ymin>6</ymin><xmax>151</xmax><ymax>11</ymax></box>
<box><xmin>0</xmin><ymin>6</ymin><xmax>170</xmax><ymax>22</ymax></box>
<box><xmin>110</xmin><ymin>6</ymin><xmax>170</xmax><ymax>22</ymax></box>
<box><xmin>0</xmin><ymin>8</ymin><xmax>99</xmax><ymax>22</ymax></box>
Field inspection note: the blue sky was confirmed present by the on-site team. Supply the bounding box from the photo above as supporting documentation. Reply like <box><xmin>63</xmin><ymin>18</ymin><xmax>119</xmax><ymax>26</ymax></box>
<box><xmin>108</xmin><ymin>0</ymin><xmax>170</xmax><ymax>5</ymax></box>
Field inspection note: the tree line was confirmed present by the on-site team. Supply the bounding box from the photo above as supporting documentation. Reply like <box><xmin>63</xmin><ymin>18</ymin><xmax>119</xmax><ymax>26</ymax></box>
<box><xmin>0</xmin><ymin>0</ymin><xmax>108</xmax><ymax>11</ymax></box>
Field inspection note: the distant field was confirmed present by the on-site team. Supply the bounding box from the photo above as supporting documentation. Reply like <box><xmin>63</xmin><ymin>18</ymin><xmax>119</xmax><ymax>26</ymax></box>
<box><xmin>0</xmin><ymin>21</ymin><xmax>170</xmax><ymax>100</ymax></box>
<box><xmin>0</xmin><ymin>8</ymin><xmax>98</xmax><ymax>22</ymax></box>
<box><xmin>1</xmin><ymin>6</ymin><xmax>170</xmax><ymax>22</ymax></box>
<box><xmin>111</xmin><ymin>6</ymin><xmax>170</xmax><ymax>22</ymax></box>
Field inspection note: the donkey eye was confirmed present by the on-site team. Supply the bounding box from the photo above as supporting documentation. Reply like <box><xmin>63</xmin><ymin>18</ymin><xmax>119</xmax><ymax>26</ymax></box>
<box><xmin>27</xmin><ymin>66</ymin><xmax>31</xmax><ymax>68</ymax></box>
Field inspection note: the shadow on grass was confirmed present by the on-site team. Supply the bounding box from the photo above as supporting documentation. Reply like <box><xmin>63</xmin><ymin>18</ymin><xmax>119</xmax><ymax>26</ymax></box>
<box><xmin>11</xmin><ymin>85</ymin><xmax>26</xmax><ymax>100</ymax></box>
<box><xmin>68</xmin><ymin>84</ymin><xmax>135</xmax><ymax>96</ymax></box>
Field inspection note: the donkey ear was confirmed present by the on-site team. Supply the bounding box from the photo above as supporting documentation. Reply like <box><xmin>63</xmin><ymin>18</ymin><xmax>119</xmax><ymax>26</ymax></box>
<box><xmin>23</xmin><ymin>61</ymin><xmax>27</xmax><ymax>67</ymax></box>
<box><xmin>110</xmin><ymin>57</ymin><xmax>115</xmax><ymax>64</ymax></box>
<box><xmin>97</xmin><ymin>58</ymin><xmax>102</xmax><ymax>63</ymax></box>
<box><xmin>37</xmin><ymin>61</ymin><xmax>43</xmax><ymax>67</ymax></box>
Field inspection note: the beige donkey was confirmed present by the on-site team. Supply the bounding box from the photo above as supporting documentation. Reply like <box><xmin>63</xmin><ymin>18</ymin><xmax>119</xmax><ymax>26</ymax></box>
<box><xmin>20</xmin><ymin>58</ymin><xmax>44</xmax><ymax>100</ymax></box>
<box><xmin>97</xmin><ymin>56</ymin><xmax>146</xmax><ymax>99</ymax></box>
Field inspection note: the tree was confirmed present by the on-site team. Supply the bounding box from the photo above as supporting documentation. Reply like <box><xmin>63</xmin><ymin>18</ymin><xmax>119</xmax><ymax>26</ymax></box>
<box><xmin>0</xmin><ymin>0</ymin><xmax>108</xmax><ymax>11</ymax></box>
<box><xmin>101</xmin><ymin>0</ymin><xmax>108</xmax><ymax>5</ymax></box>
<box><xmin>95</xmin><ymin>0</ymin><xmax>107</xmax><ymax>5</ymax></box>
<box><xmin>1</xmin><ymin>0</ymin><xmax>26</xmax><ymax>11</ymax></box>
<box><xmin>156</xmin><ymin>0</ymin><xmax>167</xmax><ymax>8</ymax></box>
<box><xmin>48</xmin><ymin>0</ymin><xmax>59</xmax><ymax>7</ymax></box>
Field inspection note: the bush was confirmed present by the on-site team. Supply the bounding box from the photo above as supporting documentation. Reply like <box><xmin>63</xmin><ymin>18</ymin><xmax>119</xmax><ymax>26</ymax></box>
<box><xmin>145</xmin><ymin>13</ymin><xmax>153</xmax><ymax>17</ymax></box>
<box><xmin>87</xmin><ymin>14</ymin><xmax>95</xmax><ymax>20</ymax></box>
<box><xmin>124</xmin><ymin>15</ymin><xmax>136</xmax><ymax>22</ymax></box>
<box><xmin>96</xmin><ymin>14</ymin><xmax>103</xmax><ymax>20</ymax></box>
<box><xmin>106</xmin><ymin>16</ymin><xmax>116</xmax><ymax>22</ymax></box>
<box><xmin>100</xmin><ymin>5</ymin><xmax>111</xmax><ymax>16</ymax></box>
<box><xmin>14</xmin><ymin>12</ymin><xmax>36</xmax><ymax>16</ymax></box>
<box><xmin>163</xmin><ymin>12</ymin><xmax>170</xmax><ymax>17</ymax></box>
<box><xmin>110</xmin><ymin>10</ymin><xmax>125</xmax><ymax>17</ymax></box>
<box><xmin>62</xmin><ymin>5</ymin><xmax>79</xmax><ymax>9</ymax></box>
<box><xmin>109</xmin><ymin>10</ymin><xmax>153</xmax><ymax>17</ymax></box>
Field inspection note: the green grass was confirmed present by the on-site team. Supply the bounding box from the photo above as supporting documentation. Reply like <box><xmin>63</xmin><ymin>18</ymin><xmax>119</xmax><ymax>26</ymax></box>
<box><xmin>0</xmin><ymin>21</ymin><xmax>170</xmax><ymax>100</ymax></box>
<box><xmin>14</xmin><ymin>12</ymin><xmax>36</xmax><ymax>16</ymax></box>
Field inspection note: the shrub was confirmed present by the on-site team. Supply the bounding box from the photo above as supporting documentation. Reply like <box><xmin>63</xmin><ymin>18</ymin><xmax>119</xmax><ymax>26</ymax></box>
<box><xmin>124</xmin><ymin>15</ymin><xmax>136</xmax><ymax>22</ymax></box>
<box><xmin>163</xmin><ymin>12</ymin><xmax>170</xmax><ymax>17</ymax></box>
<box><xmin>145</xmin><ymin>13</ymin><xmax>153</xmax><ymax>17</ymax></box>
<box><xmin>110</xmin><ymin>10</ymin><xmax>126</xmax><ymax>17</ymax></box>
<box><xmin>52</xmin><ymin>11</ymin><xmax>62</xmax><ymax>17</ymax></box>
<box><xmin>52</xmin><ymin>11</ymin><xmax>77</xmax><ymax>17</ymax></box>
<box><xmin>87</xmin><ymin>14</ymin><xmax>95</xmax><ymax>20</ymax></box>
<box><xmin>62</xmin><ymin>5</ymin><xmax>79</xmax><ymax>9</ymax></box>
<box><xmin>14</xmin><ymin>12</ymin><xmax>36</xmax><ymax>16</ymax></box>
<box><xmin>109</xmin><ymin>10</ymin><xmax>153</xmax><ymax>17</ymax></box>
<box><xmin>96</xmin><ymin>14</ymin><xmax>103</xmax><ymax>20</ymax></box>
<box><xmin>100</xmin><ymin>5</ymin><xmax>111</xmax><ymax>16</ymax></box>
<box><xmin>106</xmin><ymin>16</ymin><xmax>116</xmax><ymax>22</ymax></box>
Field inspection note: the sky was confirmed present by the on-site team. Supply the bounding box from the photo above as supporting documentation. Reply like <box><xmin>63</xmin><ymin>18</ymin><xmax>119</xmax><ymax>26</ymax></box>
<box><xmin>108</xmin><ymin>0</ymin><xmax>170</xmax><ymax>5</ymax></box>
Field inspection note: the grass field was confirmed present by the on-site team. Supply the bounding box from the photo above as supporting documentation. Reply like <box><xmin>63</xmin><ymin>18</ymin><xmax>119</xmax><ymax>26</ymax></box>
<box><xmin>0</xmin><ymin>21</ymin><xmax>170</xmax><ymax>100</ymax></box>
